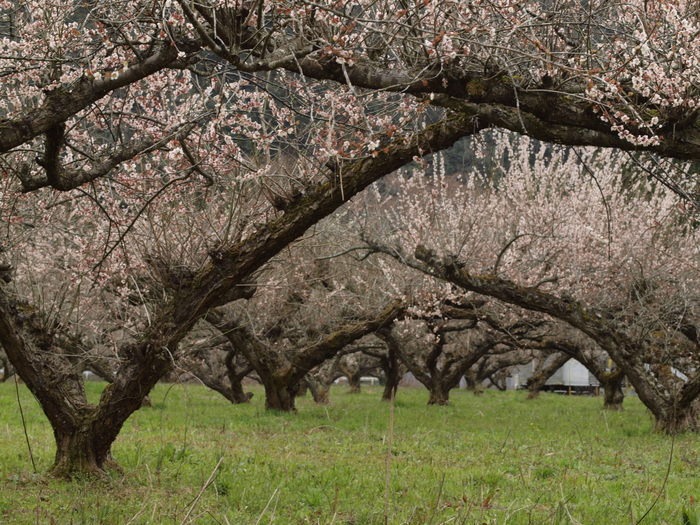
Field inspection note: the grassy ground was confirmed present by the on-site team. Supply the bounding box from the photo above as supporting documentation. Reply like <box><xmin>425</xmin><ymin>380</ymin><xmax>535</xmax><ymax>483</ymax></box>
<box><xmin>0</xmin><ymin>382</ymin><xmax>698</xmax><ymax>524</ymax></box>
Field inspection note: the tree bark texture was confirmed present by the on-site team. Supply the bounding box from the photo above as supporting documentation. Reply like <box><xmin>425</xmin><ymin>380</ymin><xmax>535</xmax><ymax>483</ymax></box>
<box><xmin>261</xmin><ymin>374</ymin><xmax>299</xmax><ymax>412</ymax></box>
<box><xmin>381</xmin><ymin>347</ymin><xmax>401</xmax><ymax>402</ymax></box>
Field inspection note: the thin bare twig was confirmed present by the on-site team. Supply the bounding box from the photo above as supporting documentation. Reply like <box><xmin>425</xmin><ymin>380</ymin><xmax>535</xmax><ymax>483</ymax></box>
<box><xmin>14</xmin><ymin>375</ymin><xmax>37</xmax><ymax>473</ymax></box>
<box><xmin>181</xmin><ymin>456</ymin><xmax>224</xmax><ymax>524</ymax></box>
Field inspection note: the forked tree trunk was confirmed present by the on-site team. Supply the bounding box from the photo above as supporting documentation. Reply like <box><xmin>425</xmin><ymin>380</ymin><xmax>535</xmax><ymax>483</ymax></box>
<box><xmin>221</xmin><ymin>303</ymin><xmax>403</xmax><ymax>410</ymax></box>
<box><xmin>44</xmin><ymin>381</ymin><xmax>161</xmax><ymax>478</ymax></box>
<box><xmin>51</xmin><ymin>418</ymin><xmax>116</xmax><ymax>478</ymax></box>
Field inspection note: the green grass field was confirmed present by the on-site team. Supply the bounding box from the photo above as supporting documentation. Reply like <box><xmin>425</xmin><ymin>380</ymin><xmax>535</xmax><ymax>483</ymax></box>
<box><xmin>0</xmin><ymin>382</ymin><xmax>698</xmax><ymax>524</ymax></box>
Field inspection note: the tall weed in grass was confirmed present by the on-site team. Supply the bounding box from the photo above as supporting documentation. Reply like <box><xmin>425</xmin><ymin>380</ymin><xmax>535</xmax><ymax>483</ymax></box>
<box><xmin>0</xmin><ymin>382</ymin><xmax>698</xmax><ymax>524</ymax></box>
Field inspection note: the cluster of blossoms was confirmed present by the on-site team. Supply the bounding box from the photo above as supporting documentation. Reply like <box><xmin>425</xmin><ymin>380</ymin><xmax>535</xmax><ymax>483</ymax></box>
<box><xmin>369</xmin><ymin>131</ymin><xmax>698</xmax><ymax>318</ymax></box>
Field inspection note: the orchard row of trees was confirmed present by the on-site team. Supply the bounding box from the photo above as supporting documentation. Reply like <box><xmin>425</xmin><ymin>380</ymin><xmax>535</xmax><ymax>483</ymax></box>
<box><xmin>0</xmin><ymin>0</ymin><xmax>698</xmax><ymax>477</ymax></box>
<box><xmin>165</xmin><ymin>137</ymin><xmax>698</xmax><ymax>424</ymax></box>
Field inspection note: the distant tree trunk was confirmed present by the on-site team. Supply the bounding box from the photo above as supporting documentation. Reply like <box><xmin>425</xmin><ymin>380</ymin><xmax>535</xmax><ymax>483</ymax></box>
<box><xmin>463</xmin><ymin>369</ymin><xmax>484</xmax><ymax>395</ymax></box>
<box><xmin>375</xmin><ymin>329</ymin><xmax>401</xmax><ymax>401</ymax></box>
<box><xmin>306</xmin><ymin>377</ymin><xmax>331</xmax><ymax>404</ymax></box>
<box><xmin>412</xmin><ymin>247</ymin><xmax>700</xmax><ymax>434</ymax></box>
<box><xmin>601</xmin><ymin>370</ymin><xmax>625</xmax><ymax>410</ymax></box>
<box><xmin>381</xmin><ymin>347</ymin><xmax>401</xmax><ymax>401</ymax></box>
<box><xmin>225</xmin><ymin>351</ymin><xmax>254</xmax><ymax>403</ymax></box>
<box><xmin>527</xmin><ymin>352</ymin><xmax>570</xmax><ymax>399</ymax></box>
<box><xmin>296</xmin><ymin>380</ymin><xmax>309</xmax><ymax>398</ymax></box>
<box><xmin>488</xmin><ymin>373</ymin><xmax>507</xmax><ymax>391</ymax></box>
<box><xmin>0</xmin><ymin>354</ymin><xmax>14</xmax><ymax>381</ymax></box>
<box><xmin>208</xmin><ymin>302</ymin><xmax>403</xmax><ymax>412</ymax></box>
<box><xmin>347</xmin><ymin>372</ymin><xmax>361</xmax><ymax>393</ymax></box>
<box><xmin>427</xmin><ymin>381</ymin><xmax>450</xmax><ymax>405</ymax></box>
<box><xmin>261</xmin><ymin>374</ymin><xmax>298</xmax><ymax>411</ymax></box>
<box><xmin>378</xmin><ymin>325</ymin><xmax>474</xmax><ymax>405</ymax></box>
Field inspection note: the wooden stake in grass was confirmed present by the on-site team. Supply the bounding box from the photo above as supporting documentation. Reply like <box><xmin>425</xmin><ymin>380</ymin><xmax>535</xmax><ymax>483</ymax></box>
<box><xmin>384</xmin><ymin>391</ymin><xmax>395</xmax><ymax>525</ymax></box>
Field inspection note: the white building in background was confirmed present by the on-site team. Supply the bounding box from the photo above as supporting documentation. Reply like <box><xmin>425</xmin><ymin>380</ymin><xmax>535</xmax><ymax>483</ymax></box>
<box><xmin>507</xmin><ymin>358</ymin><xmax>599</xmax><ymax>393</ymax></box>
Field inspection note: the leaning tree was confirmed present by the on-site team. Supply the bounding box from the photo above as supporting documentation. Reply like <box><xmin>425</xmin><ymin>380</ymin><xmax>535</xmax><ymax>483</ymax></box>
<box><xmin>175</xmin><ymin>326</ymin><xmax>257</xmax><ymax>404</ymax></box>
<box><xmin>201</xmin><ymin>238</ymin><xmax>404</xmax><ymax>411</ymax></box>
<box><xmin>0</xmin><ymin>1</ymin><xmax>484</xmax><ymax>476</ymax></box>
<box><xmin>366</xmin><ymin>140</ymin><xmax>699</xmax><ymax>432</ymax></box>
<box><xmin>302</xmin><ymin>341</ymin><xmax>387</xmax><ymax>404</ymax></box>
<box><xmin>382</xmin><ymin>299</ymin><xmax>544</xmax><ymax>405</ymax></box>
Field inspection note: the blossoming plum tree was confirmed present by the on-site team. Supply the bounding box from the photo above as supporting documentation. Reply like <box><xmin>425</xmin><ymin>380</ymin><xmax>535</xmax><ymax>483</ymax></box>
<box><xmin>1</xmin><ymin>0</ymin><xmax>698</xmax><ymax>477</ymax></box>
<box><xmin>366</xmin><ymin>139</ymin><xmax>699</xmax><ymax>432</ymax></box>
<box><xmin>201</xmin><ymin>236</ymin><xmax>404</xmax><ymax>411</ymax></box>
<box><xmin>0</xmin><ymin>1</ymin><xmax>480</xmax><ymax>476</ymax></box>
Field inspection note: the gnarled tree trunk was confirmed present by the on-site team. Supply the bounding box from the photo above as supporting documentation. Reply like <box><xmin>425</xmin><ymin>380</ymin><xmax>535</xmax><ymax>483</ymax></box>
<box><xmin>375</xmin><ymin>329</ymin><xmax>402</xmax><ymax>401</ymax></box>
<box><xmin>413</xmin><ymin>246</ymin><xmax>700</xmax><ymax>434</ymax></box>
<box><xmin>463</xmin><ymin>369</ymin><xmax>483</xmax><ymax>395</ymax></box>
<box><xmin>0</xmin><ymin>113</ymin><xmax>479</xmax><ymax>477</ymax></box>
<box><xmin>229</xmin><ymin>380</ymin><xmax>254</xmax><ymax>403</ymax></box>
<box><xmin>209</xmin><ymin>301</ymin><xmax>403</xmax><ymax>412</ymax></box>
<box><xmin>50</xmin><ymin>414</ymin><xmax>119</xmax><ymax>478</ymax></box>
<box><xmin>654</xmin><ymin>400</ymin><xmax>700</xmax><ymax>434</ymax></box>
